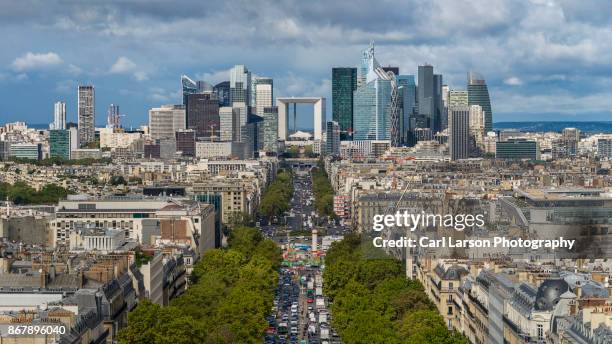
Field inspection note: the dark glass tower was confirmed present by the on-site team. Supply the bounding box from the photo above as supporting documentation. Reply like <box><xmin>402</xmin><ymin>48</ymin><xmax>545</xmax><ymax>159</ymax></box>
<box><xmin>186</xmin><ymin>92</ymin><xmax>220</xmax><ymax>138</ymax></box>
<box><xmin>332</xmin><ymin>67</ymin><xmax>357</xmax><ymax>140</ymax></box>
<box><xmin>468</xmin><ymin>71</ymin><xmax>493</xmax><ymax>133</ymax></box>
<box><xmin>214</xmin><ymin>81</ymin><xmax>231</xmax><ymax>107</ymax></box>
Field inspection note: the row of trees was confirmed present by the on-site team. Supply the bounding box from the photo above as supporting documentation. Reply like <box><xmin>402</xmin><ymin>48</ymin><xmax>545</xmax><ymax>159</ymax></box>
<box><xmin>118</xmin><ymin>227</ymin><xmax>281</xmax><ymax>344</ymax></box>
<box><xmin>311</xmin><ymin>162</ymin><xmax>334</xmax><ymax>217</ymax></box>
<box><xmin>259</xmin><ymin>169</ymin><xmax>293</xmax><ymax>222</ymax></box>
<box><xmin>0</xmin><ymin>182</ymin><xmax>71</xmax><ymax>205</ymax></box>
<box><xmin>324</xmin><ymin>234</ymin><xmax>467</xmax><ymax>344</ymax></box>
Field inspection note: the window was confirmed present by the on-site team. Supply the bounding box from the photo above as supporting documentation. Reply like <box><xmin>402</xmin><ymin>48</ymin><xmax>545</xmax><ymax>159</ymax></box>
<box><xmin>537</xmin><ymin>324</ymin><xmax>543</xmax><ymax>340</ymax></box>
<box><xmin>448</xmin><ymin>307</ymin><xmax>453</xmax><ymax>315</ymax></box>
<box><xmin>448</xmin><ymin>282</ymin><xmax>454</xmax><ymax>290</ymax></box>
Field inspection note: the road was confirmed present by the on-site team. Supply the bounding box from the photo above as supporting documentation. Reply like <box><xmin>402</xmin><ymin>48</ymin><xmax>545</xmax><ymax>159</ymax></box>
<box><xmin>263</xmin><ymin>167</ymin><xmax>344</xmax><ymax>344</ymax></box>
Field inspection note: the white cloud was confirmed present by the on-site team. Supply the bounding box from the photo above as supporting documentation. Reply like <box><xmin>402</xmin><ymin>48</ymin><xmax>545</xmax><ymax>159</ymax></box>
<box><xmin>196</xmin><ymin>68</ymin><xmax>233</xmax><ymax>85</ymax></box>
<box><xmin>109</xmin><ymin>56</ymin><xmax>137</xmax><ymax>74</ymax></box>
<box><xmin>11</xmin><ymin>52</ymin><xmax>63</xmax><ymax>71</ymax></box>
<box><xmin>504</xmin><ymin>77</ymin><xmax>523</xmax><ymax>86</ymax></box>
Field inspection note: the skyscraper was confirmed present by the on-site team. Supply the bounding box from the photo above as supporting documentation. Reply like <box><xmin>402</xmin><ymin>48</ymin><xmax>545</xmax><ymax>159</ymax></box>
<box><xmin>468</xmin><ymin>71</ymin><xmax>493</xmax><ymax>133</ymax></box>
<box><xmin>213</xmin><ymin>81</ymin><xmax>231</xmax><ymax>107</ymax></box>
<box><xmin>219</xmin><ymin>107</ymin><xmax>240</xmax><ymax>142</ymax></box>
<box><xmin>325</xmin><ymin>121</ymin><xmax>340</xmax><ymax>156</ymax></box>
<box><xmin>77</xmin><ymin>85</ymin><xmax>95</xmax><ymax>147</ymax></box>
<box><xmin>263</xmin><ymin>106</ymin><xmax>279</xmax><ymax>153</ymax></box>
<box><xmin>332</xmin><ymin>67</ymin><xmax>357</xmax><ymax>140</ymax></box>
<box><xmin>149</xmin><ymin>105</ymin><xmax>186</xmax><ymax>140</ymax></box>
<box><xmin>107</xmin><ymin>104</ymin><xmax>120</xmax><ymax>128</ymax></box>
<box><xmin>449</xmin><ymin>90</ymin><xmax>469</xmax><ymax>107</ymax></box>
<box><xmin>51</xmin><ymin>101</ymin><xmax>66</xmax><ymax>130</ymax></box>
<box><xmin>255</xmin><ymin>79</ymin><xmax>273</xmax><ymax>117</ymax></box>
<box><xmin>382</xmin><ymin>66</ymin><xmax>399</xmax><ymax>76</ymax></box>
<box><xmin>49</xmin><ymin>129</ymin><xmax>71</xmax><ymax>160</ymax></box>
<box><xmin>181</xmin><ymin>75</ymin><xmax>198</xmax><ymax>107</ymax></box>
<box><xmin>230</xmin><ymin>65</ymin><xmax>251</xmax><ymax>106</ymax></box>
<box><xmin>417</xmin><ymin>65</ymin><xmax>443</xmax><ymax>133</ymax></box>
<box><xmin>397</xmin><ymin>75</ymin><xmax>416</xmax><ymax>143</ymax></box>
<box><xmin>353</xmin><ymin>43</ymin><xmax>400</xmax><ymax>142</ymax></box>
<box><xmin>186</xmin><ymin>92</ymin><xmax>220</xmax><ymax>139</ymax></box>
<box><xmin>449</xmin><ymin>106</ymin><xmax>470</xmax><ymax>161</ymax></box>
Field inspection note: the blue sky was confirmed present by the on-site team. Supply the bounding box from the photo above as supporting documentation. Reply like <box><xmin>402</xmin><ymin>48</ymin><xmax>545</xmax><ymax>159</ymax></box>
<box><xmin>1</xmin><ymin>0</ymin><xmax>612</xmax><ymax>128</ymax></box>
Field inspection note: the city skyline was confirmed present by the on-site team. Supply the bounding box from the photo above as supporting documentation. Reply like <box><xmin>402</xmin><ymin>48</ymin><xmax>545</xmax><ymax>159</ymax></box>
<box><xmin>1</xmin><ymin>1</ymin><xmax>612</xmax><ymax>126</ymax></box>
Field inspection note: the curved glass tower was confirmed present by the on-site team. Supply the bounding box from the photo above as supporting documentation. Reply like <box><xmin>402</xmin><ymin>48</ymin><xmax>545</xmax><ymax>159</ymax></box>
<box><xmin>467</xmin><ymin>71</ymin><xmax>493</xmax><ymax>133</ymax></box>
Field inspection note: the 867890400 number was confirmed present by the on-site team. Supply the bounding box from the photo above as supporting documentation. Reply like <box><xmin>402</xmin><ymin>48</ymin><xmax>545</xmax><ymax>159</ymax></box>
<box><xmin>6</xmin><ymin>325</ymin><xmax>66</xmax><ymax>335</ymax></box>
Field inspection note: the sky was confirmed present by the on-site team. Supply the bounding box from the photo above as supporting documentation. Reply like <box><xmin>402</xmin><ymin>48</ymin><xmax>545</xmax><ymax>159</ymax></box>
<box><xmin>1</xmin><ymin>0</ymin><xmax>612</xmax><ymax>128</ymax></box>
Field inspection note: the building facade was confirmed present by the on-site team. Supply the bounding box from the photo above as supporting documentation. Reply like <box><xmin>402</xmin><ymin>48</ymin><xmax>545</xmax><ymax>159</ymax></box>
<box><xmin>77</xmin><ymin>85</ymin><xmax>95</xmax><ymax>147</ymax></box>
<box><xmin>332</xmin><ymin>67</ymin><xmax>357</xmax><ymax>140</ymax></box>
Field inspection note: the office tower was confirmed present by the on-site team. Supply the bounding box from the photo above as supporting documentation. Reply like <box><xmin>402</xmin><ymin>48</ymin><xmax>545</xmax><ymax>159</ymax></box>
<box><xmin>175</xmin><ymin>129</ymin><xmax>196</xmax><ymax>157</ymax></box>
<box><xmin>144</xmin><ymin>143</ymin><xmax>161</xmax><ymax>159</ymax></box>
<box><xmin>325</xmin><ymin>121</ymin><xmax>340</xmax><ymax>156</ymax></box>
<box><xmin>9</xmin><ymin>143</ymin><xmax>43</xmax><ymax>161</ymax></box>
<box><xmin>107</xmin><ymin>104</ymin><xmax>120</xmax><ymax>128</ymax></box>
<box><xmin>0</xmin><ymin>141</ymin><xmax>9</xmax><ymax>161</ymax></box>
<box><xmin>255</xmin><ymin>79</ymin><xmax>273</xmax><ymax>117</ymax></box>
<box><xmin>598</xmin><ymin>139</ymin><xmax>612</xmax><ymax>158</ymax></box>
<box><xmin>496</xmin><ymin>139</ymin><xmax>539</xmax><ymax>160</ymax></box>
<box><xmin>353</xmin><ymin>43</ymin><xmax>400</xmax><ymax>142</ymax></box>
<box><xmin>149</xmin><ymin>105</ymin><xmax>186</xmax><ymax>140</ymax></box>
<box><xmin>186</xmin><ymin>92</ymin><xmax>220</xmax><ymax>139</ymax></box>
<box><xmin>51</xmin><ymin>101</ymin><xmax>66</xmax><ymax>130</ymax></box>
<box><xmin>433</xmin><ymin>74</ymin><xmax>443</xmax><ymax>133</ymax></box>
<box><xmin>263</xmin><ymin>106</ymin><xmax>279</xmax><ymax>153</ymax></box>
<box><xmin>232</xmin><ymin>102</ymin><xmax>248</xmax><ymax>141</ymax></box>
<box><xmin>77</xmin><ymin>85</ymin><xmax>95</xmax><ymax>147</ymax></box>
<box><xmin>181</xmin><ymin>75</ymin><xmax>198</xmax><ymax>107</ymax></box>
<box><xmin>441</xmin><ymin>85</ymin><xmax>449</xmax><ymax>131</ymax></box>
<box><xmin>240</xmin><ymin>121</ymin><xmax>257</xmax><ymax>158</ymax></box>
<box><xmin>397</xmin><ymin>75</ymin><xmax>416</xmax><ymax>143</ymax></box>
<box><xmin>449</xmin><ymin>90</ymin><xmax>469</xmax><ymax>107</ymax></box>
<box><xmin>468</xmin><ymin>71</ymin><xmax>493</xmax><ymax>133</ymax></box>
<box><xmin>230</xmin><ymin>65</ymin><xmax>251</xmax><ymax>106</ymax></box>
<box><xmin>332</xmin><ymin>67</ymin><xmax>357</xmax><ymax>140</ymax></box>
<box><xmin>449</xmin><ymin>106</ymin><xmax>470</xmax><ymax>161</ymax></box>
<box><xmin>67</xmin><ymin>124</ymin><xmax>79</xmax><ymax>152</ymax></box>
<box><xmin>197</xmin><ymin>80</ymin><xmax>213</xmax><ymax>92</ymax></box>
<box><xmin>49</xmin><ymin>129</ymin><xmax>71</xmax><ymax>160</ymax></box>
<box><xmin>417</xmin><ymin>65</ymin><xmax>444</xmax><ymax>133</ymax></box>
<box><xmin>219</xmin><ymin>107</ymin><xmax>240</xmax><ymax>142</ymax></box>
<box><xmin>469</xmin><ymin>105</ymin><xmax>485</xmax><ymax>148</ymax></box>
<box><xmin>213</xmin><ymin>81</ymin><xmax>231</xmax><ymax>107</ymax></box>
<box><xmin>382</xmin><ymin>66</ymin><xmax>399</xmax><ymax>75</ymax></box>
<box><xmin>561</xmin><ymin>127</ymin><xmax>580</xmax><ymax>156</ymax></box>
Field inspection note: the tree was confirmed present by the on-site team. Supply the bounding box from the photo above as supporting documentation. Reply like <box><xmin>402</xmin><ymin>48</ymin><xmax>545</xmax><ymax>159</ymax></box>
<box><xmin>397</xmin><ymin>310</ymin><xmax>468</xmax><ymax>344</ymax></box>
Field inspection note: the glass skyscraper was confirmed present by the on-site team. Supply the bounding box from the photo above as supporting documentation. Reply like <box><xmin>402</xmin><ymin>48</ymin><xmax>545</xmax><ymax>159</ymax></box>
<box><xmin>49</xmin><ymin>129</ymin><xmax>71</xmax><ymax>160</ymax></box>
<box><xmin>468</xmin><ymin>71</ymin><xmax>493</xmax><ymax>133</ymax></box>
<box><xmin>332</xmin><ymin>67</ymin><xmax>357</xmax><ymax>140</ymax></box>
<box><xmin>213</xmin><ymin>81</ymin><xmax>231</xmax><ymax>107</ymax></box>
<box><xmin>263</xmin><ymin>106</ymin><xmax>278</xmax><ymax>153</ymax></box>
<box><xmin>181</xmin><ymin>75</ymin><xmax>198</xmax><ymax>107</ymax></box>
<box><xmin>397</xmin><ymin>75</ymin><xmax>416</xmax><ymax>143</ymax></box>
<box><xmin>230</xmin><ymin>65</ymin><xmax>251</xmax><ymax>106</ymax></box>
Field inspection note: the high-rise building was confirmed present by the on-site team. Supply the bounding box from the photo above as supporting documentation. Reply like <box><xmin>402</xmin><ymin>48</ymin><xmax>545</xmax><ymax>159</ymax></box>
<box><xmin>49</xmin><ymin>129</ymin><xmax>71</xmax><ymax>160</ymax></box>
<box><xmin>255</xmin><ymin>79</ymin><xmax>273</xmax><ymax>117</ymax></box>
<box><xmin>469</xmin><ymin>105</ymin><xmax>485</xmax><ymax>150</ymax></box>
<box><xmin>175</xmin><ymin>129</ymin><xmax>196</xmax><ymax>157</ymax></box>
<box><xmin>230</xmin><ymin>65</ymin><xmax>251</xmax><ymax>106</ymax></box>
<box><xmin>441</xmin><ymin>85</ymin><xmax>449</xmax><ymax>131</ymax></box>
<box><xmin>468</xmin><ymin>71</ymin><xmax>493</xmax><ymax>133</ymax></box>
<box><xmin>382</xmin><ymin>66</ymin><xmax>399</xmax><ymax>75</ymax></box>
<box><xmin>213</xmin><ymin>81</ymin><xmax>231</xmax><ymax>107</ymax></box>
<box><xmin>77</xmin><ymin>85</ymin><xmax>95</xmax><ymax>147</ymax></box>
<box><xmin>449</xmin><ymin>106</ymin><xmax>470</xmax><ymax>161</ymax></box>
<box><xmin>417</xmin><ymin>65</ymin><xmax>444</xmax><ymax>133</ymax></box>
<box><xmin>332</xmin><ymin>67</ymin><xmax>357</xmax><ymax>140</ymax></box>
<box><xmin>186</xmin><ymin>92</ymin><xmax>220</xmax><ymax>138</ymax></box>
<box><xmin>107</xmin><ymin>104</ymin><xmax>120</xmax><ymax>128</ymax></box>
<box><xmin>325</xmin><ymin>121</ymin><xmax>340</xmax><ymax>156</ymax></box>
<box><xmin>263</xmin><ymin>106</ymin><xmax>279</xmax><ymax>153</ymax></box>
<box><xmin>449</xmin><ymin>90</ymin><xmax>469</xmax><ymax>107</ymax></box>
<box><xmin>219</xmin><ymin>107</ymin><xmax>240</xmax><ymax>142</ymax></box>
<box><xmin>9</xmin><ymin>143</ymin><xmax>42</xmax><ymax>161</ymax></box>
<box><xmin>232</xmin><ymin>102</ymin><xmax>248</xmax><ymax>141</ymax></box>
<box><xmin>353</xmin><ymin>43</ymin><xmax>399</xmax><ymax>142</ymax></box>
<box><xmin>0</xmin><ymin>141</ymin><xmax>9</xmax><ymax>161</ymax></box>
<box><xmin>149</xmin><ymin>105</ymin><xmax>186</xmax><ymax>140</ymax></box>
<box><xmin>597</xmin><ymin>138</ymin><xmax>612</xmax><ymax>158</ymax></box>
<box><xmin>181</xmin><ymin>75</ymin><xmax>198</xmax><ymax>107</ymax></box>
<box><xmin>397</xmin><ymin>75</ymin><xmax>416</xmax><ymax>143</ymax></box>
<box><xmin>495</xmin><ymin>139</ymin><xmax>539</xmax><ymax>160</ymax></box>
<box><xmin>51</xmin><ymin>101</ymin><xmax>66</xmax><ymax>130</ymax></box>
